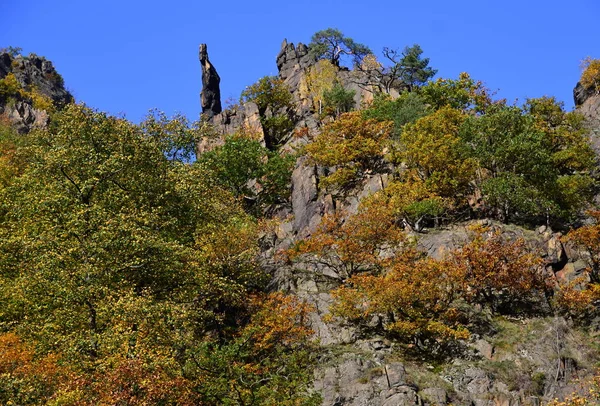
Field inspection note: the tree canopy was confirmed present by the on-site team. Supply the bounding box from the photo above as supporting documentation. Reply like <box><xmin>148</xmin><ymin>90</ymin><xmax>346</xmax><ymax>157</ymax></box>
<box><xmin>308</xmin><ymin>28</ymin><xmax>372</xmax><ymax>67</ymax></box>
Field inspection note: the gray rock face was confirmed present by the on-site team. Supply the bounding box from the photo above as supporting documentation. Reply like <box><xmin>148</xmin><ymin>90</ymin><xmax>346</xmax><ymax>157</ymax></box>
<box><xmin>0</xmin><ymin>52</ymin><xmax>73</xmax><ymax>107</ymax></box>
<box><xmin>4</xmin><ymin>101</ymin><xmax>48</xmax><ymax>133</ymax></box>
<box><xmin>199</xmin><ymin>44</ymin><xmax>222</xmax><ymax>119</ymax></box>
<box><xmin>0</xmin><ymin>51</ymin><xmax>73</xmax><ymax>133</ymax></box>
<box><xmin>277</xmin><ymin>39</ymin><xmax>317</xmax><ymax>95</ymax></box>
<box><xmin>574</xmin><ymin>81</ymin><xmax>596</xmax><ymax>107</ymax></box>
<box><xmin>573</xmin><ymin>81</ymin><xmax>600</xmax><ymax>154</ymax></box>
<box><xmin>314</xmin><ymin>356</ymin><xmax>421</xmax><ymax>406</ymax></box>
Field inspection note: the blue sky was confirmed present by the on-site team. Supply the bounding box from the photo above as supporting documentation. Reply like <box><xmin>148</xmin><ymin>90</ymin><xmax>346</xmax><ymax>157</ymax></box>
<box><xmin>3</xmin><ymin>0</ymin><xmax>599</xmax><ymax>123</ymax></box>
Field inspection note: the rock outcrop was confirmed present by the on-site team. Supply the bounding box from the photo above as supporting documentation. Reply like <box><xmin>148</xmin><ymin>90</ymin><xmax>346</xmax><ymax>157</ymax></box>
<box><xmin>199</xmin><ymin>44</ymin><xmax>222</xmax><ymax>119</ymax></box>
<box><xmin>574</xmin><ymin>81</ymin><xmax>600</xmax><ymax>152</ymax></box>
<box><xmin>0</xmin><ymin>51</ymin><xmax>73</xmax><ymax>133</ymax></box>
<box><xmin>198</xmin><ymin>42</ymin><xmax>600</xmax><ymax>405</ymax></box>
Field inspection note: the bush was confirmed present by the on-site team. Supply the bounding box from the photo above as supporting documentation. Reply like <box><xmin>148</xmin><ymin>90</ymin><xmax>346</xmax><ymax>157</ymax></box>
<box><xmin>304</xmin><ymin>112</ymin><xmax>392</xmax><ymax>189</ymax></box>
<box><xmin>580</xmin><ymin>57</ymin><xmax>600</xmax><ymax>93</ymax></box>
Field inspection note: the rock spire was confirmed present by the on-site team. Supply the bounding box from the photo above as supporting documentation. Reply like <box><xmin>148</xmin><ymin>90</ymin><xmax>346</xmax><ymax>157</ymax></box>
<box><xmin>199</xmin><ymin>44</ymin><xmax>222</xmax><ymax>118</ymax></box>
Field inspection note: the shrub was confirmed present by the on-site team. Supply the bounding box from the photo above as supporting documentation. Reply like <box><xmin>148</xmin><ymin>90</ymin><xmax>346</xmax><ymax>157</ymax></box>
<box><xmin>580</xmin><ymin>57</ymin><xmax>600</xmax><ymax>94</ymax></box>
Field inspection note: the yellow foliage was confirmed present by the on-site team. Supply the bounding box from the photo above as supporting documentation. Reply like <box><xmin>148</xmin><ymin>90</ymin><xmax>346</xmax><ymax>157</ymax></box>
<box><xmin>0</xmin><ymin>73</ymin><xmax>55</xmax><ymax>112</ymax></box>
<box><xmin>305</xmin><ymin>59</ymin><xmax>338</xmax><ymax>113</ymax></box>
<box><xmin>580</xmin><ymin>57</ymin><xmax>600</xmax><ymax>93</ymax></box>
<box><xmin>400</xmin><ymin>106</ymin><xmax>476</xmax><ymax>197</ymax></box>
<box><xmin>305</xmin><ymin>111</ymin><xmax>392</xmax><ymax>188</ymax></box>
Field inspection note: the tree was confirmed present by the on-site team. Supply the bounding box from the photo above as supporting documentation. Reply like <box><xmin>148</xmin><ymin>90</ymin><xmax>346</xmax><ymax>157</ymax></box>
<box><xmin>308</xmin><ymin>28</ymin><xmax>371</xmax><ymax>67</ymax></box>
<box><xmin>0</xmin><ymin>104</ymin><xmax>317</xmax><ymax>404</ymax></box>
<box><xmin>303</xmin><ymin>59</ymin><xmax>338</xmax><ymax>114</ymax></box>
<box><xmin>446</xmin><ymin>226</ymin><xmax>546</xmax><ymax>313</ymax></box>
<box><xmin>394</xmin><ymin>45</ymin><xmax>438</xmax><ymax>91</ymax></box>
<box><xmin>366</xmin><ymin>176</ymin><xmax>449</xmax><ymax>232</ymax></box>
<box><xmin>359</xmin><ymin>45</ymin><xmax>437</xmax><ymax>94</ymax></box>
<box><xmin>362</xmin><ymin>92</ymin><xmax>430</xmax><ymax>139</ymax></box>
<box><xmin>565</xmin><ymin>210</ymin><xmax>600</xmax><ymax>283</ymax></box>
<box><xmin>241</xmin><ymin>76</ymin><xmax>295</xmax><ymax>149</ymax></box>
<box><xmin>330</xmin><ymin>253</ymin><xmax>470</xmax><ymax>348</ymax></box>
<box><xmin>0</xmin><ymin>46</ymin><xmax>23</xmax><ymax>57</ymax></box>
<box><xmin>322</xmin><ymin>82</ymin><xmax>356</xmax><ymax>117</ymax></box>
<box><xmin>462</xmin><ymin>98</ymin><xmax>596</xmax><ymax>223</ymax></box>
<box><xmin>197</xmin><ymin>134</ymin><xmax>295</xmax><ymax>209</ymax></box>
<box><xmin>419</xmin><ymin>72</ymin><xmax>492</xmax><ymax>113</ymax></box>
<box><xmin>580</xmin><ymin>57</ymin><xmax>600</xmax><ymax>94</ymax></box>
<box><xmin>398</xmin><ymin>106</ymin><xmax>476</xmax><ymax>199</ymax></box>
<box><xmin>287</xmin><ymin>203</ymin><xmax>405</xmax><ymax>280</ymax></box>
<box><xmin>304</xmin><ymin>112</ymin><xmax>392</xmax><ymax>189</ymax></box>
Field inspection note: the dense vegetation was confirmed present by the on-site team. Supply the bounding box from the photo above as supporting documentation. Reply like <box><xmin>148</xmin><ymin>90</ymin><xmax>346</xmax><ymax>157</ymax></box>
<box><xmin>1</xmin><ymin>36</ymin><xmax>600</xmax><ymax>405</ymax></box>
<box><xmin>0</xmin><ymin>104</ymin><xmax>318</xmax><ymax>405</ymax></box>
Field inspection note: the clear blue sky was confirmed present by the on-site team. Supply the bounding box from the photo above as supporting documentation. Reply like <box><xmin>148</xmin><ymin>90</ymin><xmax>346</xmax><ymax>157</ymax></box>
<box><xmin>3</xmin><ymin>0</ymin><xmax>599</xmax><ymax>123</ymax></box>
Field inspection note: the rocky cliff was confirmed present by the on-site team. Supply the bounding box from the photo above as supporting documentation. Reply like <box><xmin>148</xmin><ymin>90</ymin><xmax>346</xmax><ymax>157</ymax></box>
<box><xmin>198</xmin><ymin>43</ymin><xmax>600</xmax><ymax>405</ymax></box>
<box><xmin>574</xmin><ymin>81</ymin><xmax>600</xmax><ymax>153</ymax></box>
<box><xmin>0</xmin><ymin>51</ymin><xmax>73</xmax><ymax>133</ymax></box>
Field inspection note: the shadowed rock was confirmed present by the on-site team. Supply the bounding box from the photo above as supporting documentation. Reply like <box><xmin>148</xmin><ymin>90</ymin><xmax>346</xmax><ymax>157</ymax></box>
<box><xmin>199</xmin><ymin>44</ymin><xmax>222</xmax><ymax>118</ymax></box>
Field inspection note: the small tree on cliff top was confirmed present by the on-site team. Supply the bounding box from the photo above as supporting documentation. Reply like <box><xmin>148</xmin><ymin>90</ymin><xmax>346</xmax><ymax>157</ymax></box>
<box><xmin>581</xmin><ymin>57</ymin><xmax>600</xmax><ymax>94</ymax></box>
<box><xmin>309</xmin><ymin>28</ymin><xmax>371</xmax><ymax>67</ymax></box>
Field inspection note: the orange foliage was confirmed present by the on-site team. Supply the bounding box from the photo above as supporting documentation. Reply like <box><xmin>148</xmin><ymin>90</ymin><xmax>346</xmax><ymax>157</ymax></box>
<box><xmin>245</xmin><ymin>292</ymin><xmax>314</xmax><ymax>352</ymax></box>
<box><xmin>547</xmin><ymin>372</ymin><xmax>600</xmax><ymax>405</ymax></box>
<box><xmin>553</xmin><ymin>278</ymin><xmax>600</xmax><ymax>319</ymax></box>
<box><xmin>447</xmin><ymin>226</ymin><xmax>546</xmax><ymax>310</ymax></box>
<box><xmin>0</xmin><ymin>333</ymin><xmax>72</xmax><ymax>404</ymax></box>
<box><xmin>287</xmin><ymin>203</ymin><xmax>405</xmax><ymax>279</ymax></box>
<box><xmin>580</xmin><ymin>57</ymin><xmax>600</xmax><ymax>94</ymax></box>
<box><xmin>331</xmin><ymin>251</ymin><xmax>469</xmax><ymax>344</ymax></box>
<box><xmin>304</xmin><ymin>111</ymin><xmax>392</xmax><ymax>188</ymax></box>
<box><xmin>565</xmin><ymin>210</ymin><xmax>600</xmax><ymax>283</ymax></box>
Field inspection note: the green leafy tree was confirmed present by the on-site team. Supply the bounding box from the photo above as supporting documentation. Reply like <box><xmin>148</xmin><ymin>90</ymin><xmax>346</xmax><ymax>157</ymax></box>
<box><xmin>241</xmin><ymin>76</ymin><xmax>295</xmax><ymax>149</ymax></box>
<box><xmin>462</xmin><ymin>98</ymin><xmax>596</xmax><ymax>223</ymax></box>
<box><xmin>304</xmin><ymin>112</ymin><xmax>392</xmax><ymax>189</ymax></box>
<box><xmin>197</xmin><ymin>134</ymin><xmax>295</xmax><ymax>208</ymax></box>
<box><xmin>419</xmin><ymin>72</ymin><xmax>492</xmax><ymax>112</ymax></box>
<box><xmin>0</xmin><ymin>104</ymin><xmax>316</xmax><ymax>404</ymax></box>
<box><xmin>308</xmin><ymin>28</ymin><xmax>371</xmax><ymax>67</ymax></box>
<box><xmin>322</xmin><ymin>82</ymin><xmax>356</xmax><ymax>117</ymax></box>
<box><xmin>362</xmin><ymin>91</ymin><xmax>430</xmax><ymax>139</ymax></box>
<box><xmin>360</xmin><ymin>45</ymin><xmax>437</xmax><ymax>93</ymax></box>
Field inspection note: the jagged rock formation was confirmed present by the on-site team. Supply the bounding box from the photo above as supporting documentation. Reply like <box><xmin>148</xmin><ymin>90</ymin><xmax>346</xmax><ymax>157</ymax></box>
<box><xmin>199</xmin><ymin>44</ymin><xmax>222</xmax><ymax>119</ymax></box>
<box><xmin>199</xmin><ymin>39</ymin><xmax>382</xmax><ymax>152</ymax></box>
<box><xmin>574</xmin><ymin>82</ymin><xmax>600</xmax><ymax>153</ymax></box>
<box><xmin>0</xmin><ymin>51</ymin><xmax>73</xmax><ymax>133</ymax></box>
<box><xmin>198</xmin><ymin>42</ymin><xmax>600</xmax><ymax>405</ymax></box>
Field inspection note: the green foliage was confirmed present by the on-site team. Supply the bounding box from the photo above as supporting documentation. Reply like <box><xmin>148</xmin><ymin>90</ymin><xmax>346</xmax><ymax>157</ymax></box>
<box><xmin>359</xmin><ymin>44</ymin><xmax>436</xmax><ymax>94</ymax></box>
<box><xmin>322</xmin><ymin>82</ymin><xmax>356</xmax><ymax>117</ymax></box>
<box><xmin>0</xmin><ymin>73</ymin><xmax>22</xmax><ymax>99</ymax></box>
<box><xmin>0</xmin><ymin>72</ymin><xmax>55</xmax><ymax>112</ymax></box>
<box><xmin>240</xmin><ymin>76</ymin><xmax>295</xmax><ymax>149</ymax></box>
<box><xmin>0</xmin><ymin>104</ymin><xmax>316</xmax><ymax>404</ymax></box>
<box><xmin>241</xmin><ymin>76</ymin><xmax>293</xmax><ymax>114</ymax></box>
<box><xmin>394</xmin><ymin>44</ymin><xmax>438</xmax><ymax>90</ymax></box>
<box><xmin>140</xmin><ymin>109</ymin><xmax>206</xmax><ymax>162</ymax></box>
<box><xmin>398</xmin><ymin>106</ymin><xmax>476</xmax><ymax>199</ymax></box>
<box><xmin>362</xmin><ymin>92</ymin><xmax>430</xmax><ymax>138</ymax></box>
<box><xmin>197</xmin><ymin>135</ymin><xmax>295</xmax><ymax>207</ymax></box>
<box><xmin>308</xmin><ymin>28</ymin><xmax>371</xmax><ymax>67</ymax></box>
<box><xmin>0</xmin><ymin>46</ymin><xmax>23</xmax><ymax>57</ymax></box>
<box><xmin>419</xmin><ymin>72</ymin><xmax>492</xmax><ymax>112</ymax></box>
<box><xmin>462</xmin><ymin>98</ymin><xmax>596</xmax><ymax>223</ymax></box>
<box><xmin>304</xmin><ymin>112</ymin><xmax>392</xmax><ymax>189</ymax></box>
